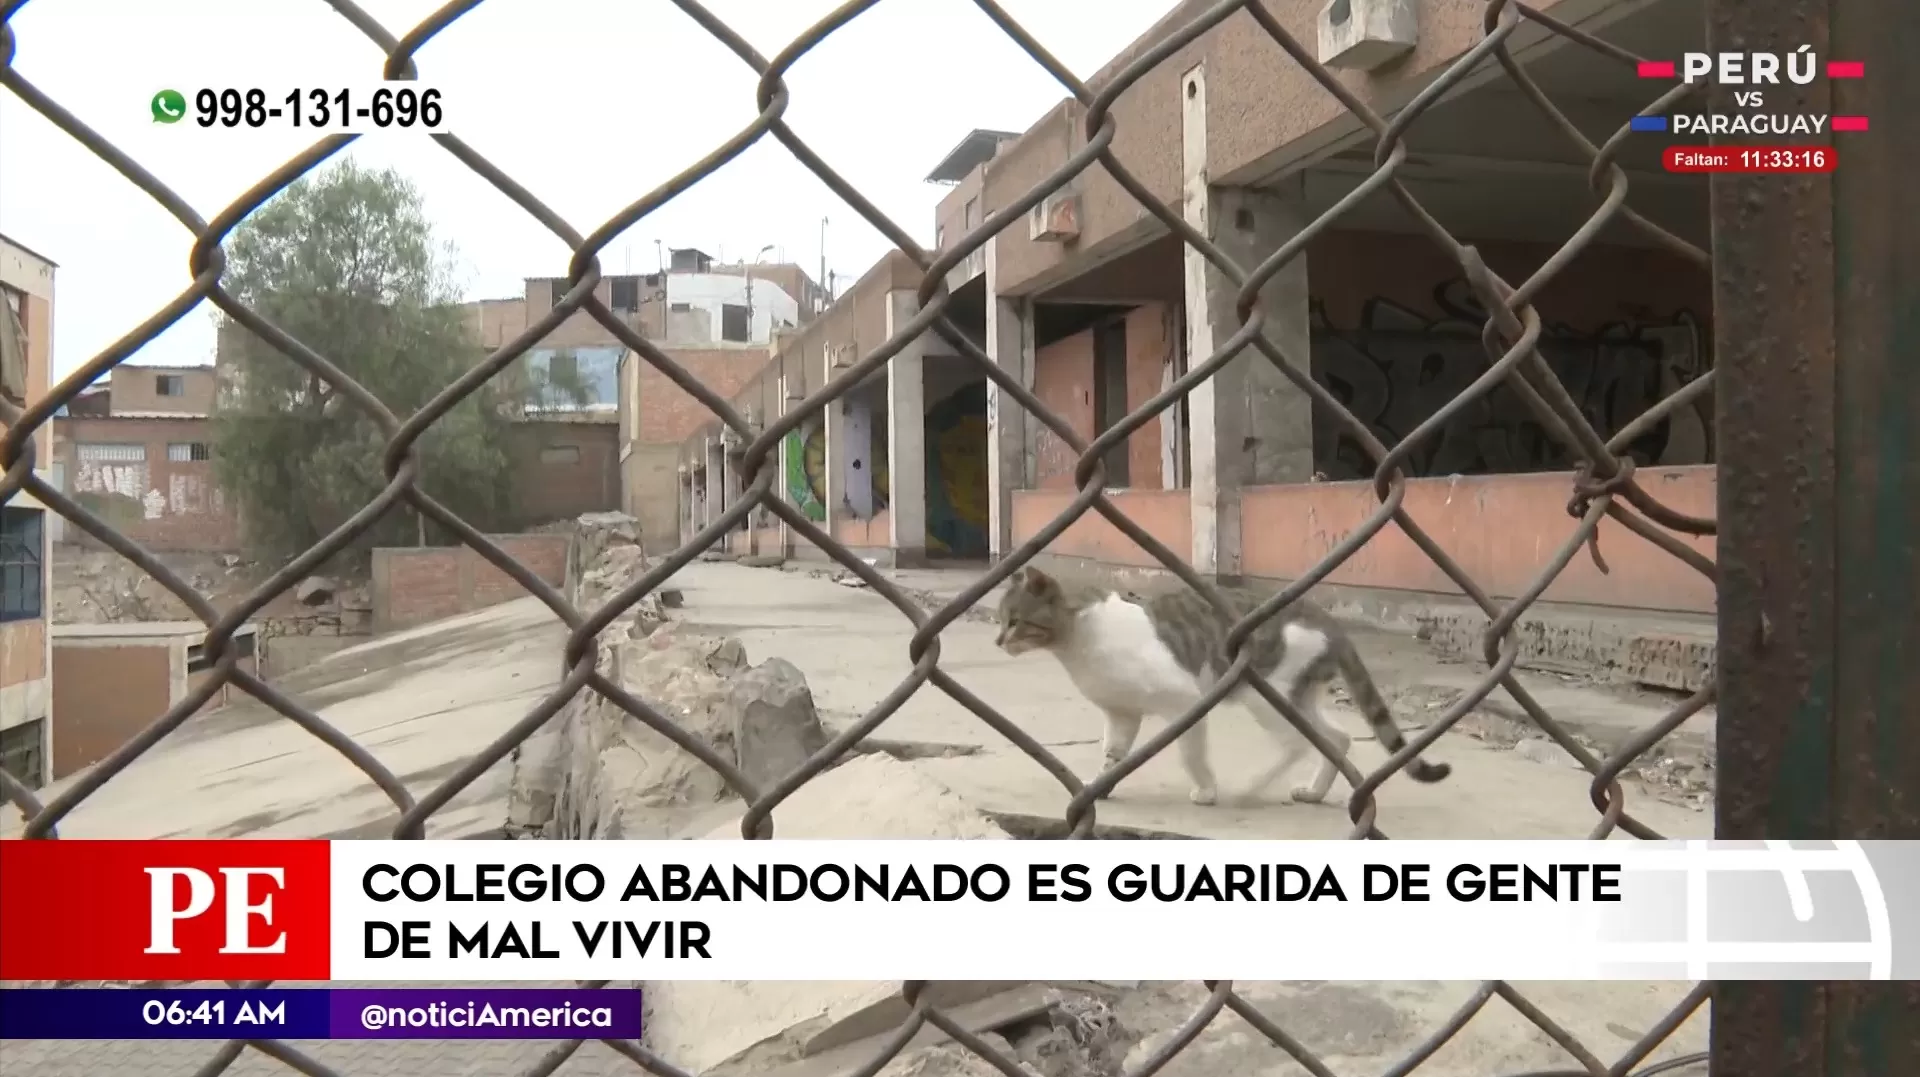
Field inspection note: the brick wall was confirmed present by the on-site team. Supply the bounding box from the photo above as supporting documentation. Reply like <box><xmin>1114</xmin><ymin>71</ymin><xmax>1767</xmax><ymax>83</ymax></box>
<box><xmin>370</xmin><ymin>533</ymin><xmax>569</xmax><ymax>633</ymax></box>
<box><xmin>637</xmin><ymin>347</ymin><xmax>771</xmax><ymax>444</ymax></box>
<box><xmin>57</xmin><ymin>415</ymin><xmax>240</xmax><ymax>551</ymax></box>
<box><xmin>504</xmin><ymin>419</ymin><xmax>620</xmax><ymax>526</ymax></box>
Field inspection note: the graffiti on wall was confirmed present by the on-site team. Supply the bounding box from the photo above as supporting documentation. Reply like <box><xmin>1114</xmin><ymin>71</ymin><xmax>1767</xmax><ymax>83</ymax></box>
<box><xmin>784</xmin><ymin>424</ymin><xmax>825</xmax><ymax>522</ymax></box>
<box><xmin>924</xmin><ymin>384</ymin><xmax>989</xmax><ymax>558</ymax></box>
<box><xmin>73</xmin><ymin>453</ymin><xmax>228</xmax><ymax>528</ymax></box>
<box><xmin>1309</xmin><ymin>277</ymin><xmax>1711</xmax><ymax>480</ymax></box>
<box><xmin>784</xmin><ymin>413</ymin><xmax>890</xmax><ymax>521</ymax></box>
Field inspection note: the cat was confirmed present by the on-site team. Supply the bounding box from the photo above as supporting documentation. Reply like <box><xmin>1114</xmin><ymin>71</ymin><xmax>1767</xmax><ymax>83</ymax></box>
<box><xmin>994</xmin><ymin>566</ymin><xmax>1450</xmax><ymax>806</ymax></box>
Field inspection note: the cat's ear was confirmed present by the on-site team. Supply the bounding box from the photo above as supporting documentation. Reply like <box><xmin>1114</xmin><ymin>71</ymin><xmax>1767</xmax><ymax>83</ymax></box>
<box><xmin>1023</xmin><ymin>568</ymin><xmax>1057</xmax><ymax>595</ymax></box>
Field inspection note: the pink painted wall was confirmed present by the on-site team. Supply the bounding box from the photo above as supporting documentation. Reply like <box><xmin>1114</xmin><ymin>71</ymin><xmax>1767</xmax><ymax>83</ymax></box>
<box><xmin>1031</xmin><ymin>302</ymin><xmax>1179</xmax><ymax>492</ymax></box>
<box><xmin>1031</xmin><ymin>331</ymin><xmax>1092</xmax><ymax>490</ymax></box>
<box><xmin>1241</xmin><ymin>466</ymin><xmax>1715</xmax><ymax>613</ymax></box>
<box><xmin>834</xmin><ymin>510</ymin><xmax>891</xmax><ymax>551</ymax></box>
<box><xmin>1010</xmin><ymin>488</ymin><xmax>1192</xmax><ymax>568</ymax></box>
<box><xmin>1123</xmin><ymin>303</ymin><xmax>1175</xmax><ymax>489</ymax></box>
<box><xmin>1011</xmin><ymin>466</ymin><xmax>1715</xmax><ymax>615</ymax></box>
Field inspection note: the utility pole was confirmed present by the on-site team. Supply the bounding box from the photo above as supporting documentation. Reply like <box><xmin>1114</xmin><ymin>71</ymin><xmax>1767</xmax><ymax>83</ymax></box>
<box><xmin>819</xmin><ymin>216</ymin><xmax>830</xmax><ymax>306</ymax></box>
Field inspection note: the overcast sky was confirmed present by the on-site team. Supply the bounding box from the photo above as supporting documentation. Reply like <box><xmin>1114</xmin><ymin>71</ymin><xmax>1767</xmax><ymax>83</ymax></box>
<box><xmin>1</xmin><ymin>0</ymin><xmax>1173</xmax><ymax>383</ymax></box>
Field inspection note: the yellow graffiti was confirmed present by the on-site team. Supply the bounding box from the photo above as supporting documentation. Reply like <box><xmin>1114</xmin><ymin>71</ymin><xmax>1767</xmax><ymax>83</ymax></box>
<box><xmin>929</xmin><ymin>415</ymin><xmax>987</xmax><ymax>554</ymax></box>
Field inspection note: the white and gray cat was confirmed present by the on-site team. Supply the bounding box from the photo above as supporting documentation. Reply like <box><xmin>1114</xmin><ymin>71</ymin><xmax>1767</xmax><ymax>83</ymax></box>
<box><xmin>994</xmin><ymin>566</ymin><xmax>1450</xmax><ymax>806</ymax></box>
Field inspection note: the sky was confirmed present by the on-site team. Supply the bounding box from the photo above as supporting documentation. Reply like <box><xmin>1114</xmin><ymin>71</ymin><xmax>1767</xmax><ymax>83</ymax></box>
<box><xmin>1</xmin><ymin>0</ymin><xmax>1175</xmax><ymax>384</ymax></box>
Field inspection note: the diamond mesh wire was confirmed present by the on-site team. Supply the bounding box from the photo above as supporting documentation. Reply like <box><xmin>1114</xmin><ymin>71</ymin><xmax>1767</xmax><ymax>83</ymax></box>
<box><xmin>1</xmin><ymin>0</ymin><xmax>1720</xmax><ymax>1074</ymax></box>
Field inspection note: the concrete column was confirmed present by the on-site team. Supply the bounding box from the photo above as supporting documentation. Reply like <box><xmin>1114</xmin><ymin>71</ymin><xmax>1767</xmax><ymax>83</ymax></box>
<box><xmin>703</xmin><ymin>437</ymin><xmax>723</xmax><ymax>533</ymax></box>
<box><xmin>719</xmin><ymin>432</ymin><xmax>735</xmax><ymax>552</ymax></box>
<box><xmin>684</xmin><ymin>466</ymin><xmax>698</xmax><ymax>545</ymax></box>
<box><xmin>683</xmin><ymin>464</ymin><xmax>698</xmax><ymax>545</ymax></box>
<box><xmin>984</xmin><ymin>237</ymin><xmax>1036</xmax><ymax>563</ymax></box>
<box><xmin>1180</xmin><ymin>61</ymin><xmax>1315</xmax><ymax>580</ymax></box>
<box><xmin>776</xmin><ymin>374</ymin><xmax>798</xmax><ymax>557</ymax></box>
<box><xmin>821</xmin><ymin>349</ymin><xmax>848</xmax><ymax>541</ymax></box>
<box><xmin>884</xmin><ymin>290</ymin><xmax>928</xmax><ymax>566</ymax></box>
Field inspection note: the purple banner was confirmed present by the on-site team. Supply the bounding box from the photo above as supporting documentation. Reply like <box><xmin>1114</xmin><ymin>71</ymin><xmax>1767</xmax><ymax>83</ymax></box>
<box><xmin>328</xmin><ymin>988</ymin><xmax>641</xmax><ymax>1039</ymax></box>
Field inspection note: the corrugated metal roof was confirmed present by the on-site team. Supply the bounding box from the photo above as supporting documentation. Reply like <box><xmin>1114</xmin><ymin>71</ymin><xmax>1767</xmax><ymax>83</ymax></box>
<box><xmin>924</xmin><ymin>129</ymin><xmax>1021</xmax><ymax>184</ymax></box>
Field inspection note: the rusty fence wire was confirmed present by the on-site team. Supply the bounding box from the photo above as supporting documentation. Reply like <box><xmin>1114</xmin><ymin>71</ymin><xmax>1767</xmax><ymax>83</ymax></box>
<box><xmin>1</xmin><ymin>0</ymin><xmax>1725</xmax><ymax>1075</ymax></box>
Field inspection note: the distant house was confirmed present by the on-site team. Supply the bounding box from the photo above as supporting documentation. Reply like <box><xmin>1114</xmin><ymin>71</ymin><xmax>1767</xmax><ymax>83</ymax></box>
<box><xmin>520</xmin><ymin>345</ymin><xmax>621</xmax><ymax>415</ymax></box>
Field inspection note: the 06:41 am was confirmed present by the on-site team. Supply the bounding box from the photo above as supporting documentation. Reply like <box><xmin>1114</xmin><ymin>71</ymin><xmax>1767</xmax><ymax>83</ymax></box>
<box><xmin>142</xmin><ymin>999</ymin><xmax>285</xmax><ymax>1027</ymax></box>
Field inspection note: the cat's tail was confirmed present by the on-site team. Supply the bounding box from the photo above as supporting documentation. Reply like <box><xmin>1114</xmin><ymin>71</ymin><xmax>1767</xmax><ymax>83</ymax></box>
<box><xmin>1331</xmin><ymin>638</ymin><xmax>1451</xmax><ymax>783</ymax></box>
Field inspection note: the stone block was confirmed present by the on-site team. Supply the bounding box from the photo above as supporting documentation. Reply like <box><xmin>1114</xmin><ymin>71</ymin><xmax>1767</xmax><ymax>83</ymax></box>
<box><xmin>722</xmin><ymin>657</ymin><xmax>828</xmax><ymax>792</ymax></box>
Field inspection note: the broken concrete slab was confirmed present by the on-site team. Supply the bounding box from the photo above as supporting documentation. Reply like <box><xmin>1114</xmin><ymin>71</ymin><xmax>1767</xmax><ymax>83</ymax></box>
<box><xmin>696</xmin><ymin>754</ymin><xmax>1012</xmax><ymax>841</ymax></box>
<box><xmin>571</xmin><ymin>510</ymin><xmax>644</xmax><ymax>560</ymax></box>
<box><xmin>537</xmin><ymin>629</ymin><xmax>759</xmax><ymax>838</ymax></box>
<box><xmin>294</xmin><ymin>576</ymin><xmax>336</xmax><ymax>605</ymax></box>
<box><xmin>710</xmin><ymin>985</ymin><xmax>1061</xmax><ymax>1077</ymax></box>
<box><xmin>723</xmin><ymin>657</ymin><xmax>829</xmax><ymax>791</ymax></box>
<box><xmin>648</xmin><ymin>982</ymin><xmax>1045</xmax><ymax>1077</ymax></box>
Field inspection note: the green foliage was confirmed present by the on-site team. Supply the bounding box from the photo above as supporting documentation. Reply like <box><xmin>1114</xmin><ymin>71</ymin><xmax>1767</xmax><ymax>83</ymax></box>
<box><xmin>210</xmin><ymin>160</ymin><xmax>586</xmax><ymax>568</ymax></box>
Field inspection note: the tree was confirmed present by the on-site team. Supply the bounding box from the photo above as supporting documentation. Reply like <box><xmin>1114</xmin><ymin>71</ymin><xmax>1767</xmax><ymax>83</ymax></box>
<box><xmin>211</xmin><ymin>160</ymin><xmax>581</xmax><ymax>569</ymax></box>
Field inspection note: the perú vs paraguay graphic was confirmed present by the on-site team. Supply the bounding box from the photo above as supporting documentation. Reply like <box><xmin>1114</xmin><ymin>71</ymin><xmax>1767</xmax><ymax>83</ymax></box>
<box><xmin>1634</xmin><ymin>46</ymin><xmax>1868</xmax><ymax>135</ymax></box>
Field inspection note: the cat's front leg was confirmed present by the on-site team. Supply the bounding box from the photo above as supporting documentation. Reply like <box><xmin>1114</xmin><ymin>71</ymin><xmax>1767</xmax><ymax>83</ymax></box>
<box><xmin>1096</xmin><ymin>709</ymin><xmax>1143</xmax><ymax>799</ymax></box>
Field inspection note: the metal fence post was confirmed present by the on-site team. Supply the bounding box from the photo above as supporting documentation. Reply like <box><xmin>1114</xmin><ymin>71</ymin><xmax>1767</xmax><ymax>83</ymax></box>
<box><xmin>1709</xmin><ymin>0</ymin><xmax>1919</xmax><ymax>1070</ymax></box>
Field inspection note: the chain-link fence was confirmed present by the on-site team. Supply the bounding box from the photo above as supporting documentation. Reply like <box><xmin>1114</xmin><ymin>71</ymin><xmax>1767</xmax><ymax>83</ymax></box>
<box><xmin>5</xmin><ymin>0</ymin><xmax>1894</xmax><ymax>1073</ymax></box>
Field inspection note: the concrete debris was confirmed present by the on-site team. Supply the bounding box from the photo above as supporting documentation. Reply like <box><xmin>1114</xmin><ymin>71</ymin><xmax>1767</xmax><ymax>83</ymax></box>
<box><xmin>572</xmin><ymin>510</ymin><xmax>643</xmax><ymax>554</ymax></box>
<box><xmin>1010</xmin><ymin>993</ymin><xmax>1135</xmax><ymax>1077</ymax></box>
<box><xmin>658</xmin><ymin>587</ymin><xmax>685</xmax><ymax>608</ymax></box>
<box><xmin>721</xmin><ymin>657</ymin><xmax>829</xmax><ymax>792</ymax></box>
<box><xmin>696</xmin><ymin>753</ymin><xmax>1011</xmax><ymax>841</ymax></box>
<box><xmin>860</xmin><ymin>993</ymin><xmax>1135</xmax><ymax>1077</ymax></box>
<box><xmin>739</xmin><ymin>554</ymin><xmax>787</xmax><ymax>568</ymax></box>
<box><xmin>530</xmin><ymin>629</ymin><xmax>754</xmax><ymax>838</ymax></box>
<box><xmin>1513</xmin><ymin>737</ymin><xmax>1583</xmax><ymax>769</ymax></box>
<box><xmin>706</xmin><ymin>636</ymin><xmax>749</xmax><ymax>674</ymax></box>
<box><xmin>294</xmin><ymin>576</ymin><xmax>336</xmax><ymax>605</ymax></box>
<box><xmin>875</xmin><ymin>1035</ymin><xmax>1025</xmax><ymax>1077</ymax></box>
<box><xmin>668</xmin><ymin>982</ymin><xmax>1051</xmax><ymax>1077</ymax></box>
<box><xmin>830</xmin><ymin>557</ymin><xmax>881</xmax><ymax>587</ymax></box>
<box><xmin>576</xmin><ymin>545</ymin><xmax>665</xmax><ymax>638</ymax></box>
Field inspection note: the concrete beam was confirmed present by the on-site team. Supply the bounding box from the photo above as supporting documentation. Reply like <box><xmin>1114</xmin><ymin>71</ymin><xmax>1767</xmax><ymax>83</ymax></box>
<box><xmin>984</xmin><ymin>238</ymin><xmax>1037</xmax><ymax>563</ymax></box>
<box><xmin>1182</xmin><ymin>62</ymin><xmax>1315</xmax><ymax>579</ymax></box>
<box><xmin>1220</xmin><ymin>0</ymin><xmax>1677</xmax><ymax>189</ymax></box>
<box><xmin>1315</xmin><ymin>151</ymin><xmax>1693</xmax><ymax>188</ymax></box>
<box><xmin>884</xmin><ymin>291</ymin><xmax>928</xmax><ymax>567</ymax></box>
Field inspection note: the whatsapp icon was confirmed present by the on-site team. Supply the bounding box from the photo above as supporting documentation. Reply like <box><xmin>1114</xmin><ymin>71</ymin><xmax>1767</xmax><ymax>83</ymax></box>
<box><xmin>151</xmin><ymin>89</ymin><xmax>187</xmax><ymax>124</ymax></box>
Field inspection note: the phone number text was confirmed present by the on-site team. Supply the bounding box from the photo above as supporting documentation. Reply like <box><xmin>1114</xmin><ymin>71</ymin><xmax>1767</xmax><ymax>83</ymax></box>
<box><xmin>193</xmin><ymin>87</ymin><xmax>444</xmax><ymax>131</ymax></box>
